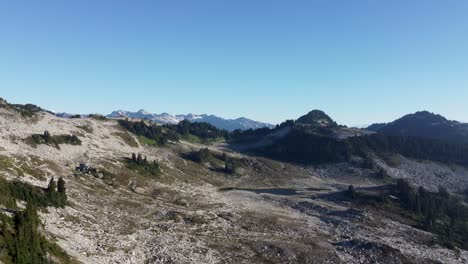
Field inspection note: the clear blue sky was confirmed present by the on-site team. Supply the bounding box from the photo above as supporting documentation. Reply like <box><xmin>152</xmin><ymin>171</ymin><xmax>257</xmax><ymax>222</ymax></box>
<box><xmin>1</xmin><ymin>1</ymin><xmax>467</xmax><ymax>126</ymax></box>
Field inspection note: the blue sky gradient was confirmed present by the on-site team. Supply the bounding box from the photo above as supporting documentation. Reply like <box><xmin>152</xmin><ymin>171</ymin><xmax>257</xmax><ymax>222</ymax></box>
<box><xmin>0</xmin><ymin>0</ymin><xmax>467</xmax><ymax>125</ymax></box>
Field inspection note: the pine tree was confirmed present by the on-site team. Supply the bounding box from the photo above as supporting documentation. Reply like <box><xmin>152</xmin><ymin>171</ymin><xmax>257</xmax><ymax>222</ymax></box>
<box><xmin>47</xmin><ymin>178</ymin><xmax>59</xmax><ymax>207</ymax></box>
<box><xmin>43</xmin><ymin>130</ymin><xmax>50</xmax><ymax>140</ymax></box>
<box><xmin>13</xmin><ymin>202</ymin><xmax>48</xmax><ymax>263</ymax></box>
<box><xmin>57</xmin><ymin>177</ymin><xmax>67</xmax><ymax>207</ymax></box>
<box><xmin>47</xmin><ymin>178</ymin><xmax>56</xmax><ymax>194</ymax></box>
<box><xmin>57</xmin><ymin>177</ymin><xmax>66</xmax><ymax>194</ymax></box>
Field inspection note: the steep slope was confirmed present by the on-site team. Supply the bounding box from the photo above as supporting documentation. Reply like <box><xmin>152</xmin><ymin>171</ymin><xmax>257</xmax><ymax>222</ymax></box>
<box><xmin>368</xmin><ymin>111</ymin><xmax>468</xmax><ymax>144</ymax></box>
<box><xmin>107</xmin><ymin>110</ymin><xmax>274</xmax><ymax>131</ymax></box>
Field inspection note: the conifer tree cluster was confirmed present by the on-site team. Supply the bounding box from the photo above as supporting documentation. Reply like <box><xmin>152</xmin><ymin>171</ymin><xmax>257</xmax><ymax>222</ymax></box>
<box><xmin>231</xmin><ymin>122</ymin><xmax>468</xmax><ymax>167</ymax></box>
<box><xmin>128</xmin><ymin>153</ymin><xmax>161</xmax><ymax>177</ymax></box>
<box><xmin>119</xmin><ymin>119</ymin><xmax>179</xmax><ymax>146</ymax></box>
<box><xmin>47</xmin><ymin>177</ymin><xmax>67</xmax><ymax>208</ymax></box>
<box><xmin>0</xmin><ymin>203</ymin><xmax>49</xmax><ymax>263</ymax></box>
<box><xmin>181</xmin><ymin>149</ymin><xmax>244</xmax><ymax>174</ymax></box>
<box><xmin>186</xmin><ymin>148</ymin><xmax>213</xmax><ymax>163</ymax></box>
<box><xmin>0</xmin><ymin>178</ymin><xmax>70</xmax><ymax>263</ymax></box>
<box><xmin>395</xmin><ymin>179</ymin><xmax>468</xmax><ymax>248</ymax></box>
<box><xmin>31</xmin><ymin>130</ymin><xmax>81</xmax><ymax>148</ymax></box>
<box><xmin>7</xmin><ymin>177</ymin><xmax>67</xmax><ymax>208</ymax></box>
<box><xmin>119</xmin><ymin>119</ymin><xmax>228</xmax><ymax>146</ymax></box>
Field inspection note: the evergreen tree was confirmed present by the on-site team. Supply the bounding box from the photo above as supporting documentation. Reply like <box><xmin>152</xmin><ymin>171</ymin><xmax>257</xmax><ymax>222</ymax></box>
<box><xmin>47</xmin><ymin>178</ymin><xmax>57</xmax><ymax>195</ymax></box>
<box><xmin>13</xmin><ymin>202</ymin><xmax>48</xmax><ymax>264</ymax></box>
<box><xmin>57</xmin><ymin>177</ymin><xmax>67</xmax><ymax>207</ymax></box>
<box><xmin>57</xmin><ymin>177</ymin><xmax>65</xmax><ymax>194</ymax></box>
<box><xmin>47</xmin><ymin>178</ymin><xmax>60</xmax><ymax>207</ymax></box>
<box><xmin>43</xmin><ymin>130</ymin><xmax>50</xmax><ymax>141</ymax></box>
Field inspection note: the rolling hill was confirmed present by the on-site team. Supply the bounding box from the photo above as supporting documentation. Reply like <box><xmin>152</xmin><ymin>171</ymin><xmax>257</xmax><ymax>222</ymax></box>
<box><xmin>367</xmin><ymin>111</ymin><xmax>468</xmax><ymax>144</ymax></box>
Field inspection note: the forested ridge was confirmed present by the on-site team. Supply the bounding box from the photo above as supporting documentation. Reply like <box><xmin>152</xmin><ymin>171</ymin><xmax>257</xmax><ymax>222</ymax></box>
<box><xmin>119</xmin><ymin>119</ymin><xmax>228</xmax><ymax>145</ymax></box>
<box><xmin>232</xmin><ymin>121</ymin><xmax>468</xmax><ymax>166</ymax></box>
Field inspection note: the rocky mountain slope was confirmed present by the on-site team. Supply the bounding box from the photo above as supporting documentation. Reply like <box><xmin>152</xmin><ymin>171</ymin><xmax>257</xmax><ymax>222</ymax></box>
<box><xmin>107</xmin><ymin>110</ymin><xmax>274</xmax><ymax>131</ymax></box>
<box><xmin>0</xmin><ymin>100</ymin><xmax>467</xmax><ymax>264</ymax></box>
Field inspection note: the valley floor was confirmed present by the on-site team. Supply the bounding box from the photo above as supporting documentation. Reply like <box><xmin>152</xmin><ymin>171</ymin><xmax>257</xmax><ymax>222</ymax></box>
<box><xmin>42</xmin><ymin>175</ymin><xmax>468</xmax><ymax>264</ymax></box>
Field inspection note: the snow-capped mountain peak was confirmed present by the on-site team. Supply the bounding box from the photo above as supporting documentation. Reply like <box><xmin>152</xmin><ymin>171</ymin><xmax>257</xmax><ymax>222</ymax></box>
<box><xmin>137</xmin><ymin>109</ymin><xmax>151</xmax><ymax>115</ymax></box>
<box><xmin>106</xmin><ymin>110</ymin><xmax>273</xmax><ymax>131</ymax></box>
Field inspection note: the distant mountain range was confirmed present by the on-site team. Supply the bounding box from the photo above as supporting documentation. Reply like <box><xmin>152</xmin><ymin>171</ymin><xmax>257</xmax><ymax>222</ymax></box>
<box><xmin>106</xmin><ymin>110</ymin><xmax>274</xmax><ymax>131</ymax></box>
<box><xmin>367</xmin><ymin>111</ymin><xmax>468</xmax><ymax>144</ymax></box>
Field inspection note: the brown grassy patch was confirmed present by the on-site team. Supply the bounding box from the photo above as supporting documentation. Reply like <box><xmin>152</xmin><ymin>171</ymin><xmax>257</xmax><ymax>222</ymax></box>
<box><xmin>77</xmin><ymin>125</ymin><xmax>94</xmax><ymax>134</ymax></box>
<box><xmin>0</xmin><ymin>155</ymin><xmax>24</xmax><ymax>177</ymax></box>
<box><xmin>113</xmin><ymin>132</ymin><xmax>139</xmax><ymax>148</ymax></box>
<box><xmin>0</xmin><ymin>155</ymin><xmax>62</xmax><ymax>180</ymax></box>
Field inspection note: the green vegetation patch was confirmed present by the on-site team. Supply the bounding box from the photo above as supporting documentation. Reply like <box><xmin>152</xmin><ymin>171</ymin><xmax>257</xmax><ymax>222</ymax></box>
<box><xmin>180</xmin><ymin>133</ymin><xmax>203</xmax><ymax>144</ymax></box>
<box><xmin>182</xmin><ymin>148</ymin><xmax>217</xmax><ymax>163</ymax></box>
<box><xmin>181</xmin><ymin>148</ymin><xmax>247</xmax><ymax>175</ymax></box>
<box><xmin>28</xmin><ymin>131</ymin><xmax>81</xmax><ymax>149</ymax></box>
<box><xmin>180</xmin><ymin>134</ymin><xmax>225</xmax><ymax>145</ymax></box>
<box><xmin>0</xmin><ymin>178</ymin><xmax>16</xmax><ymax>208</ymax></box>
<box><xmin>138</xmin><ymin>135</ymin><xmax>158</xmax><ymax>146</ymax></box>
<box><xmin>119</xmin><ymin>119</ymin><xmax>228</xmax><ymax>147</ymax></box>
